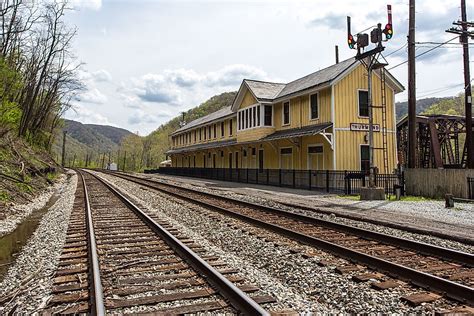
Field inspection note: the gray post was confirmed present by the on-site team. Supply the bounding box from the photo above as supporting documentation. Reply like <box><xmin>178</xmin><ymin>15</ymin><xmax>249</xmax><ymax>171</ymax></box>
<box><xmin>61</xmin><ymin>131</ymin><xmax>67</xmax><ymax>167</ymax></box>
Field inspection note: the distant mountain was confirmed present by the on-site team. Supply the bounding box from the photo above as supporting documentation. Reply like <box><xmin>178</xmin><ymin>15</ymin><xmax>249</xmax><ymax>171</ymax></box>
<box><xmin>395</xmin><ymin>97</ymin><xmax>453</xmax><ymax>121</ymax></box>
<box><xmin>63</xmin><ymin>119</ymin><xmax>132</xmax><ymax>151</ymax></box>
<box><xmin>84</xmin><ymin>123</ymin><xmax>133</xmax><ymax>145</ymax></box>
<box><xmin>51</xmin><ymin>119</ymin><xmax>133</xmax><ymax>166</ymax></box>
<box><xmin>116</xmin><ymin>91</ymin><xmax>237</xmax><ymax>171</ymax></box>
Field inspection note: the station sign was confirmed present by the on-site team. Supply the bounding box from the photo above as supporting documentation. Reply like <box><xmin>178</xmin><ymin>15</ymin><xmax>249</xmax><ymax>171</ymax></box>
<box><xmin>350</xmin><ymin>123</ymin><xmax>380</xmax><ymax>132</ymax></box>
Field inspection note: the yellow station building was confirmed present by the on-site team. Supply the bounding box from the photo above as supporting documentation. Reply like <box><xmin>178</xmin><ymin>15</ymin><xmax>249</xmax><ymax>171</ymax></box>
<box><xmin>167</xmin><ymin>57</ymin><xmax>404</xmax><ymax>173</ymax></box>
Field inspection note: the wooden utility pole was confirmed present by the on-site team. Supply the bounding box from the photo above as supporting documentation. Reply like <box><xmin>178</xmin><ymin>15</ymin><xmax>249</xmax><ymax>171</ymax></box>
<box><xmin>407</xmin><ymin>0</ymin><xmax>417</xmax><ymax>168</ymax></box>
<box><xmin>61</xmin><ymin>131</ymin><xmax>67</xmax><ymax>167</ymax></box>
<box><xmin>446</xmin><ymin>0</ymin><xmax>473</xmax><ymax>168</ymax></box>
<box><xmin>101</xmin><ymin>153</ymin><xmax>106</xmax><ymax>169</ymax></box>
<box><xmin>460</xmin><ymin>0</ymin><xmax>473</xmax><ymax>168</ymax></box>
<box><xmin>123</xmin><ymin>151</ymin><xmax>127</xmax><ymax>171</ymax></box>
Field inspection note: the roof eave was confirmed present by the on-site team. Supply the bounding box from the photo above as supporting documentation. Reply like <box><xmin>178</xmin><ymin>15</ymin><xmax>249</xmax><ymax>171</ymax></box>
<box><xmin>170</xmin><ymin>112</ymin><xmax>236</xmax><ymax>136</ymax></box>
<box><xmin>273</xmin><ymin>82</ymin><xmax>331</xmax><ymax>103</ymax></box>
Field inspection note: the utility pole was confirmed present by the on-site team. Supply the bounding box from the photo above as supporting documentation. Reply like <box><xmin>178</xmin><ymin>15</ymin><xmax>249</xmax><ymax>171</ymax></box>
<box><xmin>61</xmin><ymin>131</ymin><xmax>67</xmax><ymax>167</ymax></box>
<box><xmin>123</xmin><ymin>151</ymin><xmax>127</xmax><ymax>171</ymax></box>
<box><xmin>461</xmin><ymin>0</ymin><xmax>473</xmax><ymax>168</ymax></box>
<box><xmin>407</xmin><ymin>0</ymin><xmax>417</xmax><ymax>168</ymax></box>
<box><xmin>72</xmin><ymin>153</ymin><xmax>76</xmax><ymax>168</ymax></box>
<box><xmin>108</xmin><ymin>152</ymin><xmax>111</xmax><ymax>169</ymax></box>
<box><xmin>101</xmin><ymin>153</ymin><xmax>106</xmax><ymax>169</ymax></box>
<box><xmin>447</xmin><ymin>0</ymin><xmax>473</xmax><ymax>168</ymax></box>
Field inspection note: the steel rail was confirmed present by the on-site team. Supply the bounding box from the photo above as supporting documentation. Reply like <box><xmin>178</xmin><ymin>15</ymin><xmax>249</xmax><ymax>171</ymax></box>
<box><xmin>83</xmin><ymin>170</ymin><xmax>268</xmax><ymax>316</ymax></box>
<box><xmin>103</xmin><ymin>171</ymin><xmax>474</xmax><ymax>305</ymax></box>
<box><xmin>77</xmin><ymin>170</ymin><xmax>106</xmax><ymax>316</ymax></box>
<box><xmin>108</xmin><ymin>171</ymin><xmax>474</xmax><ymax>267</ymax></box>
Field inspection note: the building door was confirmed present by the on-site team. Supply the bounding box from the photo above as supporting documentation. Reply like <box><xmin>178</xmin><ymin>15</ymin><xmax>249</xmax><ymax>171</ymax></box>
<box><xmin>308</xmin><ymin>145</ymin><xmax>324</xmax><ymax>170</ymax></box>
<box><xmin>258</xmin><ymin>149</ymin><xmax>264</xmax><ymax>172</ymax></box>
<box><xmin>280</xmin><ymin>148</ymin><xmax>293</xmax><ymax>169</ymax></box>
<box><xmin>229</xmin><ymin>153</ymin><xmax>233</xmax><ymax>169</ymax></box>
<box><xmin>235</xmin><ymin>152</ymin><xmax>239</xmax><ymax>169</ymax></box>
<box><xmin>213</xmin><ymin>154</ymin><xmax>216</xmax><ymax>168</ymax></box>
<box><xmin>203</xmin><ymin>154</ymin><xmax>206</xmax><ymax>168</ymax></box>
<box><xmin>193</xmin><ymin>156</ymin><xmax>196</xmax><ymax>168</ymax></box>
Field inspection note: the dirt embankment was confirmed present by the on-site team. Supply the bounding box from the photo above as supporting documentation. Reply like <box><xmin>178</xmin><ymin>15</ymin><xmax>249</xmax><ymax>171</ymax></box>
<box><xmin>0</xmin><ymin>132</ymin><xmax>61</xmax><ymax>218</ymax></box>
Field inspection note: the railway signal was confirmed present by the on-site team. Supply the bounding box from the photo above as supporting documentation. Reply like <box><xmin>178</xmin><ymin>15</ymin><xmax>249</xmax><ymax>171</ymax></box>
<box><xmin>347</xmin><ymin>17</ymin><xmax>356</xmax><ymax>49</ymax></box>
<box><xmin>346</xmin><ymin>4</ymin><xmax>393</xmax><ymax>195</ymax></box>
<box><xmin>383</xmin><ymin>5</ymin><xmax>393</xmax><ymax>40</ymax></box>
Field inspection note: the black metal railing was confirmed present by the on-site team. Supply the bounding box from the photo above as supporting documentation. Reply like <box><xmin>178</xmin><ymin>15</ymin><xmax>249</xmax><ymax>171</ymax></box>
<box><xmin>468</xmin><ymin>177</ymin><xmax>474</xmax><ymax>200</ymax></box>
<box><xmin>145</xmin><ymin>167</ymin><xmax>403</xmax><ymax>195</ymax></box>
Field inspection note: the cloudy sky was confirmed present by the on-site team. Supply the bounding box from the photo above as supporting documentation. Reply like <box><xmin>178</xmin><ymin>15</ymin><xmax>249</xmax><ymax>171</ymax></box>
<box><xmin>64</xmin><ymin>0</ymin><xmax>473</xmax><ymax>135</ymax></box>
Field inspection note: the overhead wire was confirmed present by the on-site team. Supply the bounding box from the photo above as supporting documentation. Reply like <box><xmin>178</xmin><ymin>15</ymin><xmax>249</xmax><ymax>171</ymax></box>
<box><xmin>387</xmin><ymin>36</ymin><xmax>460</xmax><ymax>70</ymax></box>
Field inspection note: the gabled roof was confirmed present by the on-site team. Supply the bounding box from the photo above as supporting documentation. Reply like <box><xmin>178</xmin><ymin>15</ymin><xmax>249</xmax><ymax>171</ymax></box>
<box><xmin>232</xmin><ymin>57</ymin><xmax>358</xmax><ymax>110</ymax></box>
<box><xmin>275</xmin><ymin>57</ymin><xmax>357</xmax><ymax>100</ymax></box>
<box><xmin>244</xmin><ymin>79</ymin><xmax>286</xmax><ymax>101</ymax></box>
<box><xmin>171</xmin><ymin>106</ymin><xmax>234</xmax><ymax>135</ymax></box>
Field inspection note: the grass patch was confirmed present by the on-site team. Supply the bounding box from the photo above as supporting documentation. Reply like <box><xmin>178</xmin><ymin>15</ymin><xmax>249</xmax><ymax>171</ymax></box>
<box><xmin>0</xmin><ymin>191</ymin><xmax>11</xmax><ymax>202</ymax></box>
<box><xmin>338</xmin><ymin>195</ymin><xmax>360</xmax><ymax>200</ymax></box>
<box><xmin>46</xmin><ymin>172</ymin><xmax>57</xmax><ymax>182</ymax></box>
<box><xmin>387</xmin><ymin>195</ymin><xmax>433</xmax><ymax>201</ymax></box>
<box><xmin>16</xmin><ymin>182</ymin><xmax>33</xmax><ymax>194</ymax></box>
<box><xmin>339</xmin><ymin>194</ymin><xmax>434</xmax><ymax>202</ymax></box>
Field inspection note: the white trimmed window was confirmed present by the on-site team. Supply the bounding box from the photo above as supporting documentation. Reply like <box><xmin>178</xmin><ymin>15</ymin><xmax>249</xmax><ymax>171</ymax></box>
<box><xmin>358</xmin><ymin>90</ymin><xmax>369</xmax><ymax>117</ymax></box>
<box><xmin>283</xmin><ymin>101</ymin><xmax>290</xmax><ymax>125</ymax></box>
<box><xmin>310</xmin><ymin>93</ymin><xmax>319</xmax><ymax>120</ymax></box>
<box><xmin>238</xmin><ymin>104</ymin><xmax>263</xmax><ymax>131</ymax></box>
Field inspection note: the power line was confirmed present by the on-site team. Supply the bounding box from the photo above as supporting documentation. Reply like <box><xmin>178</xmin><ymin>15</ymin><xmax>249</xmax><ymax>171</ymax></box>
<box><xmin>383</xmin><ymin>43</ymin><xmax>408</xmax><ymax>57</ymax></box>
<box><xmin>415</xmin><ymin>41</ymin><xmax>474</xmax><ymax>45</ymax></box>
<box><xmin>388</xmin><ymin>36</ymin><xmax>460</xmax><ymax>70</ymax></box>
<box><xmin>417</xmin><ymin>83</ymin><xmax>465</xmax><ymax>98</ymax></box>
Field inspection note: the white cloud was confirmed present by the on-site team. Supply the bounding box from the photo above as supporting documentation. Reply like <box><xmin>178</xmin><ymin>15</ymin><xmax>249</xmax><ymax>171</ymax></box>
<box><xmin>127</xmin><ymin>64</ymin><xmax>270</xmax><ymax>106</ymax></box>
<box><xmin>70</xmin><ymin>0</ymin><xmax>102</xmax><ymax>11</ymax></box>
<box><xmin>77</xmin><ymin>87</ymin><xmax>108</xmax><ymax>104</ymax></box>
<box><xmin>65</xmin><ymin>104</ymin><xmax>111</xmax><ymax>125</ymax></box>
<box><xmin>205</xmin><ymin>64</ymin><xmax>269</xmax><ymax>86</ymax></box>
<box><xmin>91</xmin><ymin>69</ymin><xmax>112</xmax><ymax>82</ymax></box>
<box><xmin>78</xmin><ymin>69</ymin><xmax>112</xmax><ymax>83</ymax></box>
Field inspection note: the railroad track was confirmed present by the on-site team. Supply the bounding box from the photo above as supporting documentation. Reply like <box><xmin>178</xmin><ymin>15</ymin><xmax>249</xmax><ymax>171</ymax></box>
<box><xmin>101</xmin><ymin>171</ymin><xmax>474</xmax><ymax>307</ymax></box>
<box><xmin>45</xmin><ymin>170</ymin><xmax>272</xmax><ymax>314</ymax></box>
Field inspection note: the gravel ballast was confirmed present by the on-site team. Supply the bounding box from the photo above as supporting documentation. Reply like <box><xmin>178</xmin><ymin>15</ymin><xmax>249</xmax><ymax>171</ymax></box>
<box><xmin>0</xmin><ymin>174</ymin><xmax>68</xmax><ymax>238</ymax></box>
<box><xmin>146</xmin><ymin>174</ymin><xmax>474</xmax><ymax>243</ymax></box>
<box><xmin>0</xmin><ymin>171</ymin><xmax>77</xmax><ymax>314</ymax></box>
<box><xmin>96</xmin><ymin>171</ymin><xmax>463</xmax><ymax>314</ymax></box>
<box><xmin>133</xmin><ymin>174</ymin><xmax>474</xmax><ymax>254</ymax></box>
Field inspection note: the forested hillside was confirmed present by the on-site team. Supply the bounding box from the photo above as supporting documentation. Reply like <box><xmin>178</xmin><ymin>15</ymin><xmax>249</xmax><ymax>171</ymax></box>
<box><xmin>395</xmin><ymin>97</ymin><xmax>452</xmax><ymax>120</ymax></box>
<box><xmin>51</xmin><ymin>120</ymin><xmax>133</xmax><ymax>166</ymax></box>
<box><xmin>117</xmin><ymin>91</ymin><xmax>237</xmax><ymax>171</ymax></box>
<box><xmin>0</xmin><ymin>1</ymin><xmax>81</xmax><ymax>206</ymax></box>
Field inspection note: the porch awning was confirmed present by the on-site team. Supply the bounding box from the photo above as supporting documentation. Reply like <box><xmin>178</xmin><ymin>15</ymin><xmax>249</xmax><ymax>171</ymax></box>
<box><xmin>166</xmin><ymin>138</ymin><xmax>237</xmax><ymax>155</ymax></box>
<box><xmin>261</xmin><ymin>122</ymin><xmax>333</xmax><ymax>142</ymax></box>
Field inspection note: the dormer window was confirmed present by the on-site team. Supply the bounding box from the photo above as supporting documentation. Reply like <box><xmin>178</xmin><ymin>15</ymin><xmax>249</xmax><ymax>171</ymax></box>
<box><xmin>238</xmin><ymin>104</ymin><xmax>265</xmax><ymax>131</ymax></box>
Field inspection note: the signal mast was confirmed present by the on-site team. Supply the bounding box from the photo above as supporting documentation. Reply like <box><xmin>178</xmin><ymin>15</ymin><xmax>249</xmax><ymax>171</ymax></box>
<box><xmin>347</xmin><ymin>5</ymin><xmax>394</xmax><ymax>190</ymax></box>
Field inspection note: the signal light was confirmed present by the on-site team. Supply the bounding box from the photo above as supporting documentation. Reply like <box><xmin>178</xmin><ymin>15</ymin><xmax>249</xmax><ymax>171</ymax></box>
<box><xmin>384</xmin><ymin>23</ymin><xmax>393</xmax><ymax>39</ymax></box>
<box><xmin>348</xmin><ymin>34</ymin><xmax>355</xmax><ymax>49</ymax></box>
